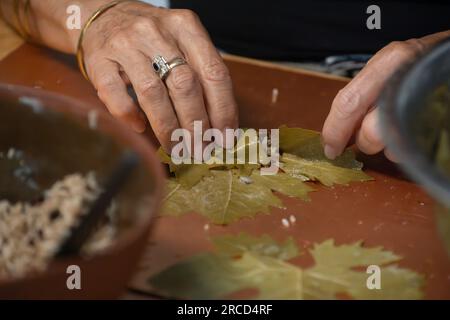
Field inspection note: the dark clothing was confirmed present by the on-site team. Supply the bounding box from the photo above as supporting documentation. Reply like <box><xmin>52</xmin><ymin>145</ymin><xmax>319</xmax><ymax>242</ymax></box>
<box><xmin>171</xmin><ymin>0</ymin><xmax>450</xmax><ymax>61</ymax></box>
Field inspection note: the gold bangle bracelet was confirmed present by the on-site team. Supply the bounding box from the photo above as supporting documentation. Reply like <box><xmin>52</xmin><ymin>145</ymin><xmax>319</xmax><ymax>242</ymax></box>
<box><xmin>76</xmin><ymin>0</ymin><xmax>133</xmax><ymax>81</ymax></box>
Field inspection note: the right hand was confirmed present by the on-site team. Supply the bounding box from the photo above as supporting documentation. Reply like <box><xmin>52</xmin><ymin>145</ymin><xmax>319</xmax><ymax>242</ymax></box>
<box><xmin>81</xmin><ymin>2</ymin><xmax>238</xmax><ymax>151</ymax></box>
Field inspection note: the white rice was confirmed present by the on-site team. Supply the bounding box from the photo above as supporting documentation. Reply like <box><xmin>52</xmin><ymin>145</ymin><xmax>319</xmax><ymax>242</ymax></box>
<box><xmin>0</xmin><ymin>173</ymin><xmax>116</xmax><ymax>280</ymax></box>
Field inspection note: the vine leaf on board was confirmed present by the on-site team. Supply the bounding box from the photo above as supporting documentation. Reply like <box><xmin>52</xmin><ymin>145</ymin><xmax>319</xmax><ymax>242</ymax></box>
<box><xmin>279</xmin><ymin>126</ymin><xmax>363</xmax><ymax>169</ymax></box>
<box><xmin>212</xmin><ymin>233</ymin><xmax>299</xmax><ymax>260</ymax></box>
<box><xmin>150</xmin><ymin>233</ymin><xmax>303</xmax><ymax>299</ymax></box>
<box><xmin>149</xmin><ymin>234</ymin><xmax>424</xmax><ymax>300</ymax></box>
<box><xmin>281</xmin><ymin>153</ymin><xmax>373</xmax><ymax>187</ymax></box>
<box><xmin>303</xmin><ymin>239</ymin><xmax>424</xmax><ymax>299</ymax></box>
<box><xmin>159</xmin><ymin>126</ymin><xmax>373</xmax><ymax>224</ymax></box>
<box><xmin>161</xmin><ymin>170</ymin><xmax>312</xmax><ymax>225</ymax></box>
<box><xmin>157</xmin><ymin>148</ymin><xmax>211</xmax><ymax>188</ymax></box>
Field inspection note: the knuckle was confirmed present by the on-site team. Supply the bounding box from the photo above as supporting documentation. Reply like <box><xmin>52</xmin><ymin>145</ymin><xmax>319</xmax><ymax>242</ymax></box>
<box><xmin>137</xmin><ymin>78</ymin><xmax>165</xmax><ymax>99</ymax></box>
<box><xmin>96</xmin><ymin>76</ymin><xmax>117</xmax><ymax>93</ymax></box>
<box><xmin>109</xmin><ymin>32</ymin><xmax>130</xmax><ymax>50</ymax></box>
<box><xmin>109</xmin><ymin>104</ymin><xmax>134</xmax><ymax>119</ymax></box>
<box><xmin>387</xmin><ymin>41</ymin><xmax>408</xmax><ymax>52</ymax></box>
<box><xmin>131</xmin><ymin>17</ymin><xmax>158</xmax><ymax>33</ymax></box>
<box><xmin>170</xmin><ymin>9</ymin><xmax>199</xmax><ymax>25</ymax></box>
<box><xmin>386</xmin><ymin>40</ymin><xmax>420</xmax><ymax>60</ymax></box>
<box><xmin>404</xmin><ymin>38</ymin><xmax>425</xmax><ymax>55</ymax></box>
<box><xmin>203</xmin><ymin>60</ymin><xmax>231</xmax><ymax>83</ymax></box>
<box><xmin>333</xmin><ymin>88</ymin><xmax>361</xmax><ymax>119</ymax></box>
<box><xmin>211</xmin><ymin>103</ymin><xmax>238</xmax><ymax>127</ymax></box>
<box><xmin>157</xmin><ymin>122</ymin><xmax>177</xmax><ymax>141</ymax></box>
<box><xmin>170</xmin><ymin>68</ymin><xmax>198</xmax><ymax>95</ymax></box>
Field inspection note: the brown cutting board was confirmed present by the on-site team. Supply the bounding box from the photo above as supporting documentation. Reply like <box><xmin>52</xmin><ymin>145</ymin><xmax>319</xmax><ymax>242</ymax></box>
<box><xmin>0</xmin><ymin>44</ymin><xmax>449</xmax><ymax>299</ymax></box>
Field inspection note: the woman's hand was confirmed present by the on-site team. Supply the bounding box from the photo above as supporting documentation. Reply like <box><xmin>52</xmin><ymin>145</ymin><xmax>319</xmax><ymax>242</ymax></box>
<box><xmin>2</xmin><ymin>0</ymin><xmax>238</xmax><ymax>151</ymax></box>
<box><xmin>80</xmin><ymin>2</ymin><xmax>238</xmax><ymax>151</ymax></box>
<box><xmin>322</xmin><ymin>31</ymin><xmax>450</xmax><ymax>161</ymax></box>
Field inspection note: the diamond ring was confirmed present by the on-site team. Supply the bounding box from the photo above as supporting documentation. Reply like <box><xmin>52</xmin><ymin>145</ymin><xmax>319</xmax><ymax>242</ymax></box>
<box><xmin>152</xmin><ymin>55</ymin><xmax>187</xmax><ymax>81</ymax></box>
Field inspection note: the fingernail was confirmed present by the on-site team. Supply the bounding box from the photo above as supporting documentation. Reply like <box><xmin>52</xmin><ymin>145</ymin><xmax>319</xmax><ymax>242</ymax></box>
<box><xmin>324</xmin><ymin>144</ymin><xmax>338</xmax><ymax>160</ymax></box>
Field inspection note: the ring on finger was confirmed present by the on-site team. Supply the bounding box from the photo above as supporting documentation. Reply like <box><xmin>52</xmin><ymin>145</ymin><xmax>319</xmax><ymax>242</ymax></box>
<box><xmin>152</xmin><ymin>55</ymin><xmax>187</xmax><ymax>81</ymax></box>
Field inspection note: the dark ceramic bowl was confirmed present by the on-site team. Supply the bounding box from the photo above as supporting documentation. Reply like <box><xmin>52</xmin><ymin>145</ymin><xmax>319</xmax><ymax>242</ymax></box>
<box><xmin>379</xmin><ymin>39</ymin><xmax>450</xmax><ymax>208</ymax></box>
<box><xmin>0</xmin><ymin>84</ymin><xmax>165</xmax><ymax>299</ymax></box>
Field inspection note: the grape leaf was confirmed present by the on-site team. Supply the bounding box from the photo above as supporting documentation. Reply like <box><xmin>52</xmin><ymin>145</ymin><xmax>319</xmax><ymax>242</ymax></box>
<box><xmin>150</xmin><ymin>252</ymin><xmax>303</xmax><ymax>299</ymax></box>
<box><xmin>158</xmin><ymin>148</ymin><xmax>211</xmax><ymax>187</ymax></box>
<box><xmin>303</xmin><ymin>239</ymin><xmax>424</xmax><ymax>299</ymax></box>
<box><xmin>162</xmin><ymin>170</ymin><xmax>311</xmax><ymax>224</ymax></box>
<box><xmin>281</xmin><ymin>153</ymin><xmax>373</xmax><ymax>187</ymax></box>
<box><xmin>159</xmin><ymin>126</ymin><xmax>372</xmax><ymax>224</ymax></box>
<box><xmin>279</xmin><ymin>126</ymin><xmax>362</xmax><ymax>169</ymax></box>
<box><xmin>150</xmin><ymin>233</ymin><xmax>303</xmax><ymax>299</ymax></box>
<box><xmin>212</xmin><ymin>233</ymin><xmax>299</xmax><ymax>260</ymax></box>
<box><xmin>149</xmin><ymin>234</ymin><xmax>424</xmax><ymax>300</ymax></box>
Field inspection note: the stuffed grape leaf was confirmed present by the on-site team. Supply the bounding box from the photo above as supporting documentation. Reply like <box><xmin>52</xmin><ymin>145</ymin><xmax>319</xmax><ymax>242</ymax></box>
<box><xmin>149</xmin><ymin>234</ymin><xmax>424</xmax><ymax>300</ymax></box>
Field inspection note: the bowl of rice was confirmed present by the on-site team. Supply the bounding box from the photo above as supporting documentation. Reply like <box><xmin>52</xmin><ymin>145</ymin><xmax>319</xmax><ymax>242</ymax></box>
<box><xmin>0</xmin><ymin>84</ymin><xmax>165</xmax><ymax>299</ymax></box>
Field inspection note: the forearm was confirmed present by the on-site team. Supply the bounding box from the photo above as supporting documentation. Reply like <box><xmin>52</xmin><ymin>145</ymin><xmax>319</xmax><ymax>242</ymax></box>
<box><xmin>0</xmin><ymin>0</ymin><xmax>110</xmax><ymax>54</ymax></box>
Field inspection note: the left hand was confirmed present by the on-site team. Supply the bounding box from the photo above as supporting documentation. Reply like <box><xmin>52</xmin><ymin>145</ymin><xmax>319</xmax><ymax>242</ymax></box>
<box><xmin>322</xmin><ymin>31</ymin><xmax>450</xmax><ymax>162</ymax></box>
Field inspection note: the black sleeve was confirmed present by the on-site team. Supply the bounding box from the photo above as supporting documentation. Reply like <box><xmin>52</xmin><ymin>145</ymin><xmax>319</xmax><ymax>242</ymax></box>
<box><xmin>170</xmin><ymin>0</ymin><xmax>450</xmax><ymax>61</ymax></box>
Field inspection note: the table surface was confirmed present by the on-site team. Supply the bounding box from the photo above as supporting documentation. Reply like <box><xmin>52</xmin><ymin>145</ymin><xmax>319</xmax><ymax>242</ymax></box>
<box><xmin>0</xmin><ymin>22</ymin><xmax>449</xmax><ymax>299</ymax></box>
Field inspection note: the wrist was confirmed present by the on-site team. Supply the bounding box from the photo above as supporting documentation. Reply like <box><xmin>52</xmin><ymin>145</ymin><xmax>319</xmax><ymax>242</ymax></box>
<box><xmin>67</xmin><ymin>0</ymin><xmax>114</xmax><ymax>53</ymax></box>
<box><xmin>30</xmin><ymin>0</ymin><xmax>113</xmax><ymax>53</ymax></box>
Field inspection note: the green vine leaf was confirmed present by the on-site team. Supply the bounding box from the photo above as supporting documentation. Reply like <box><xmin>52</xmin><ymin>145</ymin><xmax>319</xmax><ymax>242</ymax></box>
<box><xmin>281</xmin><ymin>153</ymin><xmax>373</xmax><ymax>187</ymax></box>
<box><xmin>212</xmin><ymin>233</ymin><xmax>299</xmax><ymax>260</ymax></box>
<box><xmin>149</xmin><ymin>234</ymin><xmax>424</xmax><ymax>300</ymax></box>
<box><xmin>160</xmin><ymin>126</ymin><xmax>372</xmax><ymax>224</ymax></box>
<box><xmin>279</xmin><ymin>126</ymin><xmax>363</xmax><ymax>169</ymax></box>
<box><xmin>162</xmin><ymin>170</ymin><xmax>312</xmax><ymax>225</ymax></box>
<box><xmin>303</xmin><ymin>239</ymin><xmax>424</xmax><ymax>299</ymax></box>
<box><xmin>150</xmin><ymin>234</ymin><xmax>303</xmax><ymax>299</ymax></box>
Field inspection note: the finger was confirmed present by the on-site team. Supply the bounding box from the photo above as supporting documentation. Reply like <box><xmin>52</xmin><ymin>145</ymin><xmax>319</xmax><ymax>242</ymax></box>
<box><xmin>87</xmin><ymin>59</ymin><xmax>146</xmax><ymax>132</ymax></box>
<box><xmin>134</xmin><ymin>21</ymin><xmax>211</xmax><ymax>146</ymax></box>
<box><xmin>168</xmin><ymin>10</ymin><xmax>238</xmax><ymax>143</ymax></box>
<box><xmin>322</xmin><ymin>40</ymin><xmax>423</xmax><ymax>159</ymax></box>
<box><xmin>165</xmin><ymin>63</ymin><xmax>211</xmax><ymax>136</ymax></box>
<box><xmin>355</xmin><ymin>108</ymin><xmax>384</xmax><ymax>155</ymax></box>
<box><xmin>115</xmin><ymin>51</ymin><xmax>180</xmax><ymax>152</ymax></box>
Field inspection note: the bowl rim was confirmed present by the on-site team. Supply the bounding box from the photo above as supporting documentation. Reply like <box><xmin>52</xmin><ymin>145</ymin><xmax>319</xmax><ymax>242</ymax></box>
<box><xmin>0</xmin><ymin>83</ymin><xmax>166</xmax><ymax>286</ymax></box>
<box><xmin>379</xmin><ymin>38</ymin><xmax>450</xmax><ymax>208</ymax></box>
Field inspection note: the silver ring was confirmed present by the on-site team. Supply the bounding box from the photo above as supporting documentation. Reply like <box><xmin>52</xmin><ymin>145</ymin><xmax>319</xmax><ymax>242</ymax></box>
<box><xmin>152</xmin><ymin>55</ymin><xmax>187</xmax><ymax>81</ymax></box>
